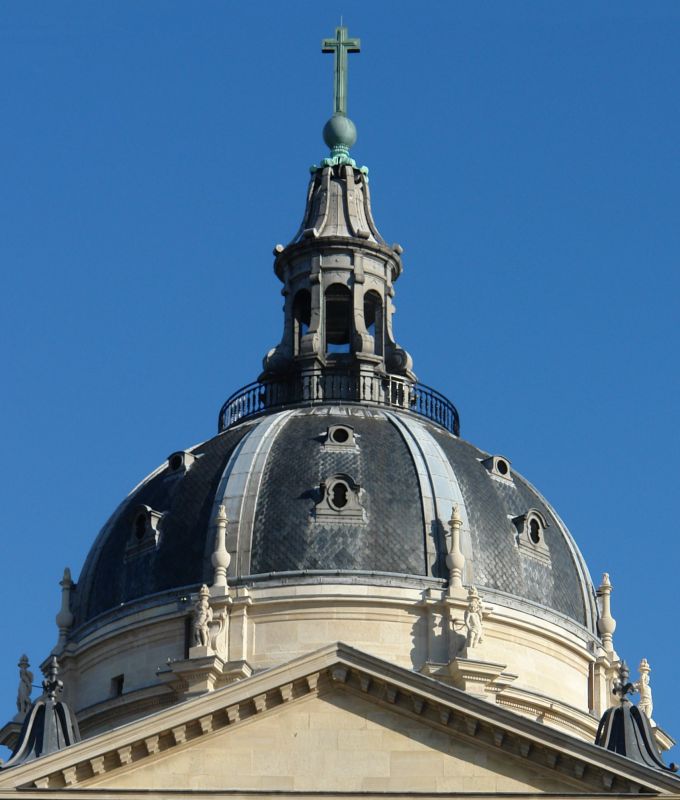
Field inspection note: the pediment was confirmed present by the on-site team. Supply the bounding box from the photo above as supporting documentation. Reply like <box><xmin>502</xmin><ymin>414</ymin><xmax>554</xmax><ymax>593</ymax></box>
<box><xmin>1</xmin><ymin>643</ymin><xmax>678</xmax><ymax>797</ymax></box>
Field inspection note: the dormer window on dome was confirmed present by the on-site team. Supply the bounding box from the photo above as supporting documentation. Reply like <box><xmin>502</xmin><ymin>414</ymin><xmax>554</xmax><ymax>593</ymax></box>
<box><xmin>167</xmin><ymin>450</ymin><xmax>196</xmax><ymax>474</ymax></box>
<box><xmin>315</xmin><ymin>474</ymin><xmax>364</xmax><ymax>523</ymax></box>
<box><xmin>512</xmin><ymin>509</ymin><xmax>550</xmax><ymax>565</ymax></box>
<box><xmin>482</xmin><ymin>454</ymin><xmax>512</xmax><ymax>482</ymax></box>
<box><xmin>125</xmin><ymin>504</ymin><xmax>163</xmax><ymax>561</ymax></box>
<box><xmin>323</xmin><ymin>424</ymin><xmax>357</xmax><ymax>450</ymax></box>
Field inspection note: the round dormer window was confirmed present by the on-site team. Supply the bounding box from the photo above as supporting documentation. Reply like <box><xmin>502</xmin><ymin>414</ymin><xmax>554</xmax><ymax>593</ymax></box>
<box><xmin>329</xmin><ymin>480</ymin><xmax>349</xmax><ymax>509</ymax></box>
<box><xmin>330</xmin><ymin>427</ymin><xmax>350</xmax><ymax>444</ymax></box>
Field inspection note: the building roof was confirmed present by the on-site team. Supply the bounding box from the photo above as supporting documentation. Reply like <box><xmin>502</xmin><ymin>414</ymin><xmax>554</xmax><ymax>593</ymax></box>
<box><xmin>2</xmin><ymin>644</ymin><xmax>678</xmax><ymax>796</ymax></box>
<box><xmin>72</xmin><ymin>406</ymin><xmax>596</xmax><ymax>635</ymax></box>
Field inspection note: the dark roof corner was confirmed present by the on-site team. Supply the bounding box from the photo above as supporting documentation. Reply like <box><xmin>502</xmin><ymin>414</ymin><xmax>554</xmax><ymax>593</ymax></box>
<box><xmin>0</xmin><ymin>657</ymin><xmax>80</xmax><ymax>771</ymax></box>
<box><xmin>595</xmin><ymin>696</ymin><xmax>678</xmax><ymax>773</ymax></box>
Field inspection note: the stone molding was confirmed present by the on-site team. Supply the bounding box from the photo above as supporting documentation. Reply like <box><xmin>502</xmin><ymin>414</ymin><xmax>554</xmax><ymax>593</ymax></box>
<box><xmin>49</xmin><ymin>580</ymin><xmax>602</xmax><ymax>740</ymax></box>
<box><xmin>1</xmin><ymin>644</ymin><xmax>679</xmax><ymax>795</ymax></box>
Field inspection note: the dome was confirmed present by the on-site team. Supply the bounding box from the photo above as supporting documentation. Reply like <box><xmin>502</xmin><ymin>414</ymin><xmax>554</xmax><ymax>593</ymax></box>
<box><xmin>3</xmin><ymin>26</ymin><xmax>678</xmax><ymax>790</ymax></box>
<box><xmin>47</xmin><ymin>57</ymin><xmax>611</xmax><ymax>748</ymax></box>
<box><xmin>74</xmin><ymin>405</ymin><xmax>596</xmax><ymax>635</ymax></box>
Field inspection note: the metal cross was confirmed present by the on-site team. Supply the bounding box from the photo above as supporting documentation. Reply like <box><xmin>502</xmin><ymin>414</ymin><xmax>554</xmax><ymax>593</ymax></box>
<box><xmin>322</xmin><ymin>26</ymin><xmax>360</xmax><ymax>116</ymax></box>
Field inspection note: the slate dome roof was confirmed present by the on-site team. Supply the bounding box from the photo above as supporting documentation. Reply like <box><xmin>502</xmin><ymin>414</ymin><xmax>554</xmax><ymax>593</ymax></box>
<box><xmin>72</xmin><ymin>405</ymin><xmax>597</xmax><ymax>635</ymax></box>
<box><xmin>71</xmin><ymin>117</ymin><xmax>598</xmax><ymax>644</ymax></box>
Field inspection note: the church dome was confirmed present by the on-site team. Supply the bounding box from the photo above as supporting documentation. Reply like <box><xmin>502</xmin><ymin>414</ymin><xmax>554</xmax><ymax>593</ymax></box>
<box><xmin>4</xmin><ymin>28</ymin><xmax>679</xmax><ymax>794</ymax></box>
<box><xmin>74</xmin><ymin>406</ymin><xmax>596</xmax><ymax>635</ymax></box>
<box><xmin>42</xmin><ymin>33</ymin><xmax>615</xmax><ymax>749</ymax></box>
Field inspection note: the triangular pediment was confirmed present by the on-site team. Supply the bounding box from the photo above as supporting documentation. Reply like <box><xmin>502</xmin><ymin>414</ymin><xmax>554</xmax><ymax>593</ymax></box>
<box><xmin>1</xmin><ymin>643</ymin><xmax>678</xmax><ymax>798</ymax></box>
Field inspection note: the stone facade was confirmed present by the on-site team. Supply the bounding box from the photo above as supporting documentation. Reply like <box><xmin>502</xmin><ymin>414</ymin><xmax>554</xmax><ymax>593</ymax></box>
<box><xmin>56</xmin><ymin>580</ymin><xmax>600</xmax><ymax>742</ymax></box>
<box><xmin>1</xmin><ymin>646</ymin><xmax>679</xmax><ymax>797</ymax></box>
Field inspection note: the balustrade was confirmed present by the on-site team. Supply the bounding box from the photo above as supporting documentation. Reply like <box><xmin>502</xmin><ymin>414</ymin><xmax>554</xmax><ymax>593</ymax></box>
<box><xmin>218</xmin><ymin>373</ymin><xmax>460</xmax><ymax>435</ymax></box>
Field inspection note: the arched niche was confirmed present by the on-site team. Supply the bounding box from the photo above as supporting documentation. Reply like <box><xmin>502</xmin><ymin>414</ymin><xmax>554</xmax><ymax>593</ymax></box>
<box><xmin>325</xmin><ymin>283</ymin><xmax>352</xmax><ymax>354</ymax></box>
<box><xmin>292</xmin><ymin>289</ymin><xmax>311</xmax><ymax>356</ymax></box>
<box><xmin>363</xmin><ymin>290</ymin><xmax>384</xmax><ymax>357</ymax></box>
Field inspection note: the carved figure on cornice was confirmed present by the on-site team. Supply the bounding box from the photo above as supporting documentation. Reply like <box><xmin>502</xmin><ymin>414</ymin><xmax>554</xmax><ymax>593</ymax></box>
<box><xmin>192</xmin><ymin>585</ymin><xmax>213</xmax><ymax>648</ymax></box>
<box><xmin>16</xmin><ymin>654</ymin><xmax>33</xmax><ymax>717</ymax></box>
<box><xmin>636</xmin><ymin>658</ymin><xmax>653</xmax><ymax>720</ymax></box>
<box><xmin>464</xmin><ymin>586</ymin><xmax>484</xmax><ymax>648</ymax></box>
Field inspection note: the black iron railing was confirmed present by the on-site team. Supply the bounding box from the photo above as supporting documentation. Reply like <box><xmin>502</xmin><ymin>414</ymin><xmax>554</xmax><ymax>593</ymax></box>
<box><xmin>218</xmin><ymin>372</ymin><xmax>460</xmax><ymax>436</ymax></box>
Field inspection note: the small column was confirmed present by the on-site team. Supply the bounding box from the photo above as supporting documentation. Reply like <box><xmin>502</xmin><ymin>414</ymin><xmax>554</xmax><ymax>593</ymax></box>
<box><xmin>597</xmin><ymin>573</ymin><xmax>617</xmax><ymax>657</ymax></box>
<box><xmin>54</xmin><ymin>568</ymin><xmax>74</xmax><ymax>653</ymax></box>
<box><xmin>210</xmin><ymin>505</ymin><xmax>231</xmax><ymax>595</ymax></box>
<box><xmin>446</xmin><ymin>505</ymin><xmax>465</xmax><ymax>596</ymax></box>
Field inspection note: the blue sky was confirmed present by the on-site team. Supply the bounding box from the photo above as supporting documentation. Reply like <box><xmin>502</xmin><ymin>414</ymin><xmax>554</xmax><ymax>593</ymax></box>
<box><xmin>1</xmin><ymin>1</ymin><xmax>679</xmax><ymax>760</ymax></box>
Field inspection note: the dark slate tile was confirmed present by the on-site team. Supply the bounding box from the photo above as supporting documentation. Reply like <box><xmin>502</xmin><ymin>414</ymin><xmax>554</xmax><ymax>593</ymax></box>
<box><xmin>250</xmin><ymin>410</ymin><xmax>427</xmax><ymax>575</ymax></box>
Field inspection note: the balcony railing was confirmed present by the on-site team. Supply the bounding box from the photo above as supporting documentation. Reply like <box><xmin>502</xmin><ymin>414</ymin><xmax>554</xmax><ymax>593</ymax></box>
<box><xmin>218</xmin><ymin>372</ymin><xmax>460</xmax><ymax>436</ymax></box>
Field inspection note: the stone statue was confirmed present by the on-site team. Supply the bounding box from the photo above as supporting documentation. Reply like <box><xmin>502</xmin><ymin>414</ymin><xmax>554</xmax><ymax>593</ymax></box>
<box><xmin>16</xmin><ymin>655</ymin><xmax>33</xmax><ymax>716</ymax></box>
<box><xmin>636</xmin><ymin>658</ymin><xmax>653</xmax><ymax>720</ymax></box>
<box><xmin>464</xmin><ymin>586</ymin><xmax>484</xmax><ymax>648</ymax></box>
<box><xmin>192</xmin><ymin>585</ymin><xmax>213</xmax><ymax>648</ymax></box>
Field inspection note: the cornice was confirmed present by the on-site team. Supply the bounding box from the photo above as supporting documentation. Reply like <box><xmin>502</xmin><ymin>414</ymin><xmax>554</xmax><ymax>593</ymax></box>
<box><xmin>1</xmin><ymin>644</ymin><xmax>678</xmax><ymax>795</ymax></box>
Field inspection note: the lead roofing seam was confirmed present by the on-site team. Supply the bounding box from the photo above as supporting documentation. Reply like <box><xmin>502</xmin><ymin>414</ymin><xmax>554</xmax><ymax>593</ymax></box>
<box><xmin>384</xmin><ymin>411</ymin><xmax>474</xmax><ymax>584</ymax></box>
<box><xmin>209</xmin><ymin>410</ymin><xmax>296</xmax><ymax>578</ymax></box>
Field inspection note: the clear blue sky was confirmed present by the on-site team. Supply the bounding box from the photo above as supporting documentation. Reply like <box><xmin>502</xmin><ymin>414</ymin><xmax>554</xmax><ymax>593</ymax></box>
<box><xmin>1</xmin><ymin>1</ymin><xmax>678</xmax><ymax>760</ymax></box>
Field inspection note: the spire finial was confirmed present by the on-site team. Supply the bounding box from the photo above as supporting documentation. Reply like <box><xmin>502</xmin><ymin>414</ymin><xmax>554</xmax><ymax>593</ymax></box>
<box><xmin>54</xmin><ymin>567</ymin><xmax>74</xmax><ymax>653</ymax></box>
<box><xmin>320</xmin><ymin>26</ymin><xmax>361</xmax><ymax>168</ymax></box>
<box><xmin>597</xmin><ymin>572</ymin><xmax>617</xmax><ymax>656</ymax></box>
<box><xmin>612</xmin><ymin>660</ymin><xmax>635</xmax><ymax>701</ymax></box>
<box><xmin>42</xmin><ymin>656</ymin><xmax>63</xmax><ymax>701</ymax></box>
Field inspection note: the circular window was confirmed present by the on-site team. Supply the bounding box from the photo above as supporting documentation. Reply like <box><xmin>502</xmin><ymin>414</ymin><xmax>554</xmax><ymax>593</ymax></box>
<box><xmin>496</xmin><ymin>459</ymin><xmax>509</xmax><ymax>476</ymax></box>
<box><xmin>330</xmin><ymin>481</ymin><xmax>349</xmax><ymax>509</ymax></box>
<box><xmin>330</xmin><ymin>427</ymin><xmax>350</xmax><ymax>444</ymax></box>
<box><xmin>529</xmin><ymin>518</ymin><xmax>541</xmax><ymax>544</ymax></box>
<box><xmin>169</xmin><ymin>453</ymin><xmax>183</xmax><ymax>471</ymax></box>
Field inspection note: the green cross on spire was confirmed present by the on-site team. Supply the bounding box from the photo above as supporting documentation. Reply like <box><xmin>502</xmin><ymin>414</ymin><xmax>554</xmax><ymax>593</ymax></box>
<box><xmin>322</xmin><ymin>26</ymin><xmax>360</xmax><ymax>117</ymax></box>
<box><xmin>313</xmin><ymin>25</ymin><xmax>367</xmax><ymax>174</ymax></box>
